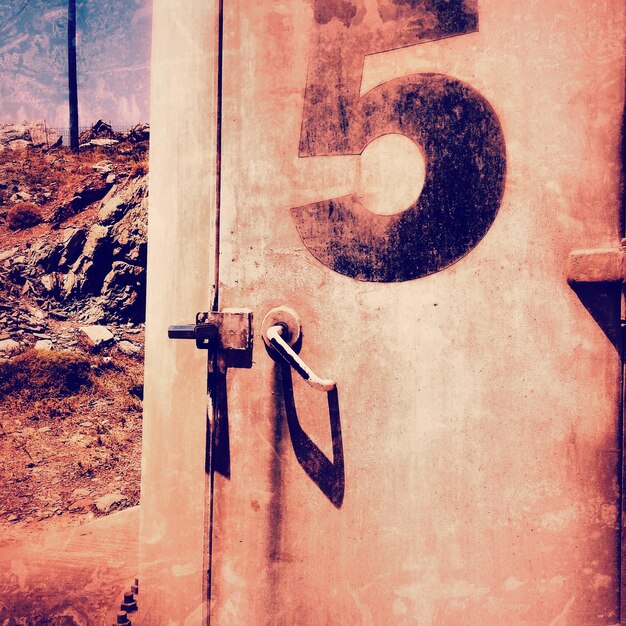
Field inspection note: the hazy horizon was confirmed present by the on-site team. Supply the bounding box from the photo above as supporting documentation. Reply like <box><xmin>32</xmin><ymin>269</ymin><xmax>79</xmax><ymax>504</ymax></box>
<box><xmin>0</xmin><ymin>0</ymin><xmax>152</xmax><ymax>128</ymax></box>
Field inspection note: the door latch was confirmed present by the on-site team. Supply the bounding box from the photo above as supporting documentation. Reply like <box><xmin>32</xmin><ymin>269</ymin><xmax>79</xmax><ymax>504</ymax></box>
<box><xmin>168</xmin><ymin>309</ymin><xmax>253</xmax><ymax>352</ymax></box>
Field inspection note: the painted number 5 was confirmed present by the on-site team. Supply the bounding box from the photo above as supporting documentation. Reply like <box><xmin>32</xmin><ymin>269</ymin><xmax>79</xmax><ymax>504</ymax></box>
<box><xmin>291</xmin><ymin>0</ymin><xmax>506</xmax><ymax>282</ymax></box>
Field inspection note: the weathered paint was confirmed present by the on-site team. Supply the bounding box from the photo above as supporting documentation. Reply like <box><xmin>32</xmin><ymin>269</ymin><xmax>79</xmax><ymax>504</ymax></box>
<box><xmin>142</xmin><ymin>0</ymin><xmax>625</xmax><ymax>624</ymax></box>
<box><xmin>293</xmin><ymin>0</ymin><xmax>505</xmax><ymax>282</ymax></box>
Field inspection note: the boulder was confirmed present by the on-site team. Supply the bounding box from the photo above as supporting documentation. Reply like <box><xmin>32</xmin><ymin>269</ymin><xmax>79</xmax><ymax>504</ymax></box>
<box><xmin>27</xmin><ymin>121</ymin><xmax>62</xmax><ymax>148</ymax></box>
<box><xmin>6</xmin><ymin>139</ymin><xmax>30</xmax><ymax>151</ymax></box>
<box><xmin>0</xmin><ymin>338</ymin><xmax>20</xmax><ymax>354</ymax></box>
<box><xmin>79</xmin><ymin>325</ymin><xmax>114</xmax><ymax>348</ymax></box>
<box><xmin>79</xmin><ymin>120</ymin><xmax>117</xmax><ymax>143</ymax></box>
<box><xmin>0</xmin><ymin>121</ymin><xmax>61</xmax><ymax>150</ymax></box>
<box><xmin>0</xmin><ymin>123</ymin><xmax>30</xmax><ymax>145</ymax></box>
<box><xmin>118</xmin><ymin>340</ymin><xmax>142</xmax><ymax>356</ymax></box>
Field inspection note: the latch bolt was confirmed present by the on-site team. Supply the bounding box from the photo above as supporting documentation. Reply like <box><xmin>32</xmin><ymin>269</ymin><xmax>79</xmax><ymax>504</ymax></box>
<box><xmin>168</xmin><ymin>309</ymin><xmax>252</xmax><ymax>352</ymax></box>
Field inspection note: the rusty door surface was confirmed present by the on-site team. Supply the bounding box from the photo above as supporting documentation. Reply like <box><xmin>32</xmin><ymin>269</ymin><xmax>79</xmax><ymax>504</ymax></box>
<box><xmin>142</xmin><ymin>0</ymin><xmax>625</xmax><ymax>624</ymax></box>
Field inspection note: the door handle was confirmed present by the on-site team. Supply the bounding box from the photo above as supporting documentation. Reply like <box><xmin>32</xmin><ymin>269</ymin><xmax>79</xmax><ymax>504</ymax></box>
<box><xmin>262</xmin><ymin>306</ymin><xmax>336</xmax><ymax>392</ymax></box>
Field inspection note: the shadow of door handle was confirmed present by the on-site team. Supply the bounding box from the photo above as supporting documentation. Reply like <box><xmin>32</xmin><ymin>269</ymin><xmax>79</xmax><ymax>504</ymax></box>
<box><xmin>262</xmin><ymin>306</ymin><xmax>336</xmax><ymax>392</ymax></box>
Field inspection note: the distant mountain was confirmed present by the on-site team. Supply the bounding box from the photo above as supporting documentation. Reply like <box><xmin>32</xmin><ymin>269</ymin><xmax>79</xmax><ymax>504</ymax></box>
<box><xmin>0</xmin><ymin>0</ymin><xmax>151</xmax><ymax>127</ymax></box>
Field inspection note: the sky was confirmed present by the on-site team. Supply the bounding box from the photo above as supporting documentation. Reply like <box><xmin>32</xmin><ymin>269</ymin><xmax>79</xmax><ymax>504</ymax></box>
<box><xmin>0</xmin><ymin>0</ymin><xmax>152</xmax><ymax>128</ymax></box>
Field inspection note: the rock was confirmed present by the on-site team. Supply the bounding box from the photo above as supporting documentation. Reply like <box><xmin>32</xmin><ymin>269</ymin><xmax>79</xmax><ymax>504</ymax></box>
<box><xmin>7</xmin><ymin>139</ymin><xmax>30</xmax><ymax>151</ymax></box>
<box><xmin>79</xmin><ymin>325</ymin><xmax>114</xmax><ymax>348</ymax></box>
<box><xmin>68</xmin><ymin>433</ymin><xmax>97</xmax><ymax>447</ymax></box>
<box><xmin>92</xmin><ymin>160</ymin><xmax>113</xmax><ymax>175</ymax></box>
<box><xmin>7</xmin><ymin>514</ymin><xmax>19</xmax><ymax>522</ymax></box>
<box><xmin>81</xmin><ymin>224</ymin><xmax>110</xmax><ymax>260</ymax></box>
<box><xmin>25</xmin><ymin>304</ymin><xmax>45</xmax><ymax>320</ymax></box>
<box><xmin>71</xmin><ymin>224</ymin><xmax>113</xmax><ymax>295</ymax></box>
<box><xmin>0</xmin><ymin>247</ymin><xmax>18</xmax><ymax>262</ymax></box>
<box><xmin>26</xmin><ymin>120</ymin><xmax>62</xmax><ymax>148</ymax></box>
<box><xmin>40</xmin><ymin>272</ymin><xmax>62</xmax><ymax>295</ymax></box>
<box><xmin>78</xmin><ymin>302</ymin><xmax>106</xmax><ymax>324</ymax></box>
<box><xmin>118</xmin><ymin>340</ymin><xmax>141</xmax><ymax>356</ymax></box>
<box><xmin>91</xmin><ymin>138</ymin><xmax>119</xmax><ymax>147</ymax></box>
<box><xmin>125</xmin><ymin>123</ymin><xmax>150</xmax><ymax>143</ymax></box>
<box><xmin>49</xmin><ymin>309</ymin><xmax>69</xmax><ymax>320</ymax></box>
<box><xmin>81</xmin><ymin>138</ymin><xmax>119</xmax><ymax>148</ymax></box>
<box><xmin>34</xmin><ymin>339</ymin><xmax>53</xmax><ymax>350</ymax></box>
<box><xmin>69</xmin><ymin>178</ymin><xmax>113</xmax><ymax>213</ymax></box>
<box><xmin>79</xmin><ymin>120</ymin><xmax>117</xmax><ymax>143</ymax></box>
<box><xmin>106</xmin><ymin>173</ymin><xmax>116</xmax><ymax>185</ymax></box>
<box><xmin>72</xmin><ymin>487</ymin><xmax>91</xmax><ymax>498</ymax></box>
<box><xmin>98</xmin><ymin>183</ymin><xmax>118</xmax><ymax>208</ymax></box>
<box><xmin>0</xmin><ymin>121</ymin><xmax>61</xmax><ymax>150</ymax></box>
<box><xmin>94</xmin><ymin>492</ymin><xmax>127</xmax><ymax>513</ymax></box>
<box><xmin>0</xmin><ymin>338</ymin><xmax>20</xmax><ymax>354</ymax></box>
<box><xmin>58</xmin><ymin>227</ymin><xmax>87</xmax><ymax>269</ymax></box>
<box><xmin>39</xmin><ymin>427</ymin><xmax>52</xmax><ymax>433</ymax></box>
<box><xmin>110</xmin><ymin>204</ymin><xmax>147</xmax><ymax>265</ymax></box>
<box><xmin>53</xmin><ymin>179</ymin><xmax>113</xmax><ymax>223</ymax></box>
<box><xmin>30</xmin><ymin>240</ymin><xmax>64</xmax><ymax>273</ymax></box>
<box><xmin>98</xmin><ymin>193</ymin><xmax>128</xmax><ymax>225</ymax></box>
<box><xmin>68</xmin><ymin>497</ymin><xmax>94</xmax><ymax>512</ymax></box>
<box><xmin>100</xmin><ymin>261</ymin><xmax>145</xmax><ymax>320</ymax></box>
<box><xmin>62</xmin><ymin>271</ymin><xmax>78</xmax><ymax>299</ymax></box>
<box><xmin>16</xmin><ymin>191</ymin><xmax>31</xmax><ymax>201</ymax></box>
<box><xmin>0</xmin><ymin>123</ymin><xmax>30</xmax><ymax>145</ymax></box>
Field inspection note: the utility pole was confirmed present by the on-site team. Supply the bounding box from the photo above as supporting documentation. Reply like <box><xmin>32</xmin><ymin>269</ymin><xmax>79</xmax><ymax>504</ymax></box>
<box><xmin>68</xmin><ymin>0</ymin><xmax>79</xmax><ymax>152</ymax></box>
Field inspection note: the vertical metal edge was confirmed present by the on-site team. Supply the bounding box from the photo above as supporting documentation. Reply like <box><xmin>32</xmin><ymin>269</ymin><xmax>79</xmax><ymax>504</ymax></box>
<box><xmin>206</xmin><ymin>1</ymin><xmax>225</xmax><ymax>622</ymax></box>
<box><xmin>617</xmin><ymin>5</ymin><xmax>626</xmax><ymax>604</ymax></box>
<box><xmin>140</xmin><ymin>0</ymin><xmax>220</xmax><ymax>622</ymax></box>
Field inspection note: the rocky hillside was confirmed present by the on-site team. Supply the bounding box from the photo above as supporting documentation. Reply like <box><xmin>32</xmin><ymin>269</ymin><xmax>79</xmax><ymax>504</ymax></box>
<box><xmin>0</xmin><ymin>122</ymin><xmax>149</xmax><ymax>536</ymax></box>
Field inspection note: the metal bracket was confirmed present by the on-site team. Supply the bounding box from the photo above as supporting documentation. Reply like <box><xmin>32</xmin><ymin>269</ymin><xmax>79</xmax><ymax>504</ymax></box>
<box><xmin>567</xmin><ymin>244</ymin><xmax>626</xmax><ymax>339</ymax></box>
<box><xmin>168</xmin><ymin>308</ymin><xmax>253</xmax><ymax>352</ymax></box>
<box><xmin>567</xmin><ymin>246</ymin><xmax>626</xmax><ymax>284</ymax></box>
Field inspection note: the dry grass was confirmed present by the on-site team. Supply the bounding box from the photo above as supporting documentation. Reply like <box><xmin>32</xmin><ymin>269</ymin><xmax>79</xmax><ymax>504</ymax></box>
<box><xmin>0</xmin><ymin>349</ymin><xmax>93</xmax><ymax>400</ymax></box>
<box><xmin>130</xmin><ymin>162</ymin><xmax>147</xmax><ymax>178</ymax></box>
<box><xmin>0</xmin><ymin>345</ymin><xmax>143</xmax><ymax>528</ymax></box>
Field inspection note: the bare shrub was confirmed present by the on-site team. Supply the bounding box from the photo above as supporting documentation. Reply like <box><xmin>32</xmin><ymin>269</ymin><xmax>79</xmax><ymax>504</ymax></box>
<box><xmin>6</xmin><ymin>202</ymin><xmax>43</xmax><ymax>230</ymax></box>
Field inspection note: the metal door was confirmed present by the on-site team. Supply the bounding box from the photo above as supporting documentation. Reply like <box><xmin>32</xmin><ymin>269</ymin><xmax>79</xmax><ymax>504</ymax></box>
<box><xmin>141</xmin><ymin>1</ymin><xmax>625</xmax><ymax>624</ymax></box>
